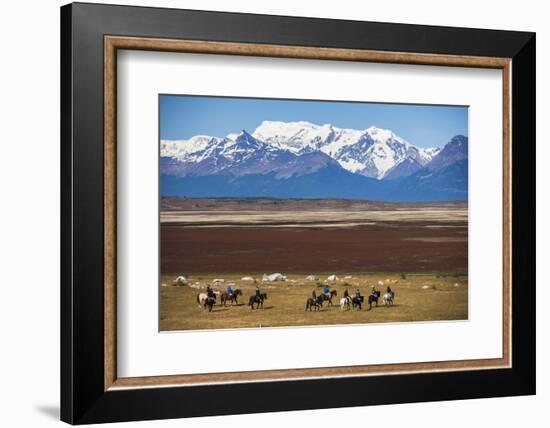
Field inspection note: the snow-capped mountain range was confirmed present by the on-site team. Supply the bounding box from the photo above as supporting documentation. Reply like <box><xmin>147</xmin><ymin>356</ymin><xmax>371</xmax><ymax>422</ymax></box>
<box><xmin>160</xmin><ymin>121</ymin><xmax>468</xmax><ymax>202</ymax></box>
<box><xmin>161</xmin><ymin>121</ymin><xmax>441</xmax><ymax>180</ymax></box>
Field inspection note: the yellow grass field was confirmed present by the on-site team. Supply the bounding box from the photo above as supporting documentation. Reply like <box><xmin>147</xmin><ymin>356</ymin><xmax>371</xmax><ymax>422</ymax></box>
<box><xmin>160</xmin><ymin>208</ymin><xmax>468</xmax><ymax>227</ymax></box>
<box><xmin>160</xmin><ymin>273</ymin><xmax>468</xmax><ymax>331</ymax></box>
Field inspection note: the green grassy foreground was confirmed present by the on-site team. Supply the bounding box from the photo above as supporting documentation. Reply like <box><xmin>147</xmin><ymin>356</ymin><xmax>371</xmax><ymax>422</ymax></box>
<box><xmin>160</xmin><ymin>273</ymin><xmax>468</xmax><ymax>331</ymax></box>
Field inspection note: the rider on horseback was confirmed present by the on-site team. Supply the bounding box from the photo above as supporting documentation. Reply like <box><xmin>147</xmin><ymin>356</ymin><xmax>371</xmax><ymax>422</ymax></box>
<box><xmin>255</xmin><ymin>285</ymin><xmax>261</xmax><ymax>298</ymax></box>
<box><xmin>386</xmin><ymin>285</ymin><xmax>393</xmax><ymax>295</ymax></box>
<box><xmin>226</xmin><ymin>284</ymin><xmax>233</xmax><ymax>297</ymax></box>
<box><xmin>206</xmin><ymin>285</ymin><xmax>215</xmax><ymax>299</ymax></box>
<box><xmin>355</xmin><ymin>288</ymin><xmax>362</xmax><ymax>300</ymax></box>
<box><xmin>323</xmin><ymin>285</ymin><xmax>331</xmax><ymax>297</ymax></box>
<box><xmin>311</xmin><ymin>288</ymin><xmax>317</xmax><ymax>300</ymax></box>
<box><xmin>343</xmin><ymin>288</ymin><xmax>349</xmax><ymax>298</ymax></box>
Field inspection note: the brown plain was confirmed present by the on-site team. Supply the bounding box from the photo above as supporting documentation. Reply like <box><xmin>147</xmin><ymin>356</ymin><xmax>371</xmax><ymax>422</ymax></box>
<box><xmin>160</xmin><ymin>198</ymin><xmax>468</xmax><ymax>274</ymax></box>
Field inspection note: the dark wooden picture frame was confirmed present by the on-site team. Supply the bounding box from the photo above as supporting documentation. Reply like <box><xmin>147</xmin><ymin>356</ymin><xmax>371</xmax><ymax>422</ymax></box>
<box><xmin>61</xmin><ymin>2</ymin><xmax>535</xmax><ymax>424</ymax></box>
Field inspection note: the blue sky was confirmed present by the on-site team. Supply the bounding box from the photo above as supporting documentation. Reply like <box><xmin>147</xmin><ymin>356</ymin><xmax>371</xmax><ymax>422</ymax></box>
<box><xmin>160</xmin><ymin>95</ymin><xmax>468</xmax><ymax>148</ymax></box>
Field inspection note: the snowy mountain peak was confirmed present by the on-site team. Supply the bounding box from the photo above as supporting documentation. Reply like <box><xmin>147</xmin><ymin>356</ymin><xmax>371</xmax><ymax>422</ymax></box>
<box><xmin>252</xmin><ymin>120</ymin><xmax>337</xmax><ymax>154</ymax></box>
<box><xmin>367</xmin><ymin>126</ymin><xmax>393</xmax><ymax>139</ymax></box>
<box><xmin>233</xmin><ymin>129</ymin><xmax>259</xmax><ymax>144</ymax></box>
<box><xmin>161</xmin><ymin>121</ymin><xmax>445</xmax><ymax>180</ymax></box>
<box><xmin>160</xmin><ymin>135</ymin><xmax>220</xmax><ymax>161</ymax></box>
<box><xmin>366</xmin><ymin>126</ymin><xmax>409</xmax><ymax>147</ymax></box>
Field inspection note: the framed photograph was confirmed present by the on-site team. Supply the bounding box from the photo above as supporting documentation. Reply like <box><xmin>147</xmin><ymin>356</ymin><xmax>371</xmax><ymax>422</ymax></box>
<box><xmin>61</xmin><ymin>2</ymin><xmax>535</xmax><ymax>424</ymax></box>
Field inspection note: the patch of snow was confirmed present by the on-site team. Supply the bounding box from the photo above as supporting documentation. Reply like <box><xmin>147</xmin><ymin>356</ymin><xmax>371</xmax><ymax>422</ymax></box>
<box><xmin>160</xmin><ymin>135</ymin><xmax>221</xmax><ymax>160</ymax></box>
<box><xmin>336</xmin><ymin>158</ymin><xmax>365</xmax><ymax>173</ymax></box>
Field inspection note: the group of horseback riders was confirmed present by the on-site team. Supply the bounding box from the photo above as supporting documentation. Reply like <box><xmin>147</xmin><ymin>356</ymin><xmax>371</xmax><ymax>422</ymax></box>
<box><xmin>205</xmin><ymin>284</ymin><xmax>262</xmax><ymax>299</ymax></box>
<box><xmin>307</xmin><ymin>283</ymin><xmax>395</xmax><ymax>311</ymax></box>
<box><xmin>204</xmin><ymin>283</ymin><xmax>266</xmax><ymax>310</ymax></box>
<box><xmin>201</xmin><ymin>281</ymin><xmax>394</xmax><ymax>313</ymax></box>
<box><xmin>207</xmin><ymin>284</ymin><xmax>393</xmax><ymax>302</ymax></box>
<box><xmin>205</xmin><ymin>284</ymin><xmax>248</xmax><ymax>298</ymax></box>
<box><xmin>312</xmin><ymin>284</ymin><xmax>393</xmax><ymax>302</ymax></box>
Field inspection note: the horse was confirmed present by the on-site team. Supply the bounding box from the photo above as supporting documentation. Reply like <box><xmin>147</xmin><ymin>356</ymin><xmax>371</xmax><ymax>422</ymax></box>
<box><xmin>197</xmin><ymin>293</ymin><xmax>216</xmax><ymax>312</ymax></box>
<box><xmin>351</xmin><ymin>295</ymin><xmax>364</xmax><ymax>310</ymax></box>
<box><xmin>383</xmin><ymin>291</ymin><xmax>394</xmax><ymax>306</ymax></box>
<box><xmin>306</xmin><ymin>295</ymin><xmax>324</xmax><ymax>311</ymax></box>
<box><xmin>340</xmin><ymin>296</ymin><xmax>351</xmax><ymax>311</ymax></box>
<box><xmin>368</xmin><ymin>290</ymin><xmax>381</xmax><ymax>310</ymax></box>
<box><xmin>220</xmin><ymin>289</ymin><xmax>242</xmax><ymax>306</ymax></box>
<box><xmin>248</xmin><ymin>293</ymin><xmax>267</xmax><ymax>310</ymax></box>
<box><xmin>319</xmin><ymin>290</ymin><xmax>338</xmax><ymax>306</ymax></box>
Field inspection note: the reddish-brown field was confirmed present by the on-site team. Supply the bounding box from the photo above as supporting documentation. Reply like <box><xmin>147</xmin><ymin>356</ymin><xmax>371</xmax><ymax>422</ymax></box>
<box><xmin>160</xmin><ymin>198</ymin><xmax>467</xmax><ymax>275</ymax></box>
<box><xmin>161</xmin><ymin>222</ymin><xmax>467</xmax><ymax>274</ymax></box>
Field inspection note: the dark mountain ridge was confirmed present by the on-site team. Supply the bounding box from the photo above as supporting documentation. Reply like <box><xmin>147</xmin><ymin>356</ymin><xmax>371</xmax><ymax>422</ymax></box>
<box><xmin>160</xmin><ymin>133</ymin><xmax>468</xmax><ymax>202</ymax></box>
